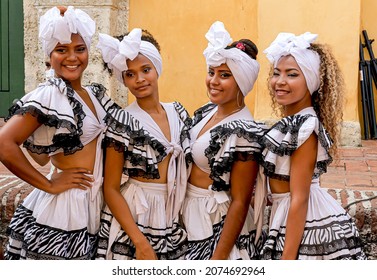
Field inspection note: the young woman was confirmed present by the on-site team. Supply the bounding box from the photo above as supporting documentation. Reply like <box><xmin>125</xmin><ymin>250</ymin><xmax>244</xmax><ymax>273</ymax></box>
<box><xmin>95</xmin><ymin>28</ymin><xmax>190</xmax><ymax>260</ymax></box>
<box><xmin>180</xmin><ymin>21</ymin><xmax>266</xmax><ymax>260</ymax></box>
<box><xmin>0</xmin><ymin>6</ymin><xmax>119</xmax><ymax>260</ymax></box>
<box><xmin>258</xmin><ymin>32</ymin><xmax>367</xmax><ymax>259</ymax></box>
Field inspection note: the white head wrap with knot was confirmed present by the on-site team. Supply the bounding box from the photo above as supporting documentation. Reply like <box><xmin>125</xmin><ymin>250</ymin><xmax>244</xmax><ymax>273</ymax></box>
<box><xmin>39</xmin><ymin>6</ymin><xmax>96</xmax><ymax>56</ymax></box>
<box><xmin>263</xmin><ymin>32</ymin><xmax>321</xmax><ymax>94</ymax></box>
<box><xmin>96</xmin><ymin>28</ymin><xmax>162</xmax><ymax>83</ymax></box>
<box><xmin>203</xmin><ymin>21</ymin><xmax>260</xmax><ymax>96</ymax></box>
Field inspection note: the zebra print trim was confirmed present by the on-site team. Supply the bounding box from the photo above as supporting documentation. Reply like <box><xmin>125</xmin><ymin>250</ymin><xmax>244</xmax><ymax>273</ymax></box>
<box><xmin>185</xmin><ymin>215</ymin><xmax>264</xmax><ymax>260</ymax></box>
<box><xmin>96</xmin><ymin>211</ymin><xmax>188</xmax><ymax>260</ymax></box>
<box><xmin>172</xmin><ymin>101</ymin><xmax>193</xmax><ymax>167</ymax></box>
<box><xmin>261</xmin><ymin>213</ymin><xmax>367</xmax><ymax>260</ymax></box>
<box><xmin>5</xmin><ymin>205</ymin><xmax>98</xmax><ymax>260</ymax></box>
<box><xmin>90</xmin><ymin>82</ymin><xmax>121</xmax><ymax>112</ymax></box>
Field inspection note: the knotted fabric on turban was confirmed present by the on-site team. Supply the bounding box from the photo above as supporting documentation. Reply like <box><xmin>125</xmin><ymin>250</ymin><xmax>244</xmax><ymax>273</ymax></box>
<box><xmin>263</xmin><ymin>32</ymin><xmax>320</xmax><ymax>94</ymax></box>
<box><xmin>203</xmin><ymin>21</ymin><xmax>260</xmax><ymax>96</ymax></box>
<box><xmin>39</xmin><ymin>6</ymin><xmax>96</xmax><ymax>56</ymax></box>
<box><xmin>97</xmin><ymin>28</ymin><xmax>162</xmax><ymax>83</ymax></box>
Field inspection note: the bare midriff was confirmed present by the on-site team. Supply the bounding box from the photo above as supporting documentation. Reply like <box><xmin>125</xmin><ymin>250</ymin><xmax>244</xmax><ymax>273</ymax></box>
<box><xmin>269</xmin><ymin>178</ymin><xmax>290</xmax><ymax>194</ymax></box>
<box><xmin>188</xmin><ymin>163</ymin><xmax>213</xmax><ymax>190</ymax></box>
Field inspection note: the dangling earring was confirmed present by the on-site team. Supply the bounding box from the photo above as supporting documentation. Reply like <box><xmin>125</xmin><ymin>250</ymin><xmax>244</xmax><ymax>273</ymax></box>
<box><xmin>236</xmin><ymin>91</ymin><xmax>243</xmax><ymax>108</ymax></box>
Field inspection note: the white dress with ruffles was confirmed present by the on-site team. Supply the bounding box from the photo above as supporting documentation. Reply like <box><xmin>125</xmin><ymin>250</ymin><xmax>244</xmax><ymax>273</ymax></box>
<box><xmin>96</xmin><ymin>101</ymin><xmax>191</xmax><ymax>260</ymax></box>
<box><xmin>5</xmin><ymin>78</ymin><xmax>119</xmax><ymax>260</ymax></box>
<box><xmin>181</xmin><ymin>103</ymin><xmax>267</xmax><ymax>260</ymax></box>
<box><xmin>259</xmin><ymin>107</ymin><xmax>367</xmax><ymax>260</ymax></box>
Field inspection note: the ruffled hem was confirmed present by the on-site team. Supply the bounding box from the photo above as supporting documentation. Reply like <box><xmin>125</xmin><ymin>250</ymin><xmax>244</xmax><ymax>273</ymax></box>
<box><xmin>5</xmin><ymin>205</ymin><xmax>98</xmax><ymax>260</ymax></box>
<box><xmin>261</xmin><ymin>181</ymin><xmax>367</xmax><ymax>260</ymax></box>
<box><xmin>185</xmin><ymin>216</ymin><xmax>265</xmax><ymax>260</ymax></box>
<box><xmin>96</xmin><ymin>211</ymin><xmax>188</xmax><ymax>260</ymax></box>
<box><xmin>261</xmin><ymin>217</ymin><xmax>367</xmax><ymax>260</ymax></box>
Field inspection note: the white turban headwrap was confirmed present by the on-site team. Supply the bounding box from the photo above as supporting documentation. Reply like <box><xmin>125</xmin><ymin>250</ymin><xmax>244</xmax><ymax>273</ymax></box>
<box><xmin>96</xmin><ymin>28</ymin><xmax>163</xmax><ymax>83</ymax></box>
<box><xmin>263</xmin><ymin>32</ymin><xmax>321</xmax><ymax>94</ymax></box>
<box><xmin>203</xmin><ymin>21</ymin><xmax>260</xmax><ymax>96</ymax></box>
<box><xmin>39</xmin><ymin>6</ymin><xmax>96</xmax><ymax>56</ymax></box>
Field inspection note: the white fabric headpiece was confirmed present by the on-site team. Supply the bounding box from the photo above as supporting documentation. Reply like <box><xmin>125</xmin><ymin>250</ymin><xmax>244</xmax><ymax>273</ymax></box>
<box><xmin>39</xmin><ymin>6</ymin><xmax>96</xmax><ymax>56</ymax></box>
<box><xmin>263</xmin><ymin>32</ymin><xmax>321</xmax><ymax>94</ymax></box>
<box><xmin>203</xmin><ymin>21</ymin><xmax>260</xmax><ymax>96</ymax></box>
<box><xmin>97</xmin><ymin>28</ymin><xmax>162</xmax><ymax>83</ymax></box>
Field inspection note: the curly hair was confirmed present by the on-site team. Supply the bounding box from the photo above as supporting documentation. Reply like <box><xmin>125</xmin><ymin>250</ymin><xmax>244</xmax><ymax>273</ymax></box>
<box><xmin>103</xmin><ymin>29</ymin><xmax>161</xmax><ymax>75</ymax></box>
<box><xmin>267</xmin><ymin>43</ymin><xmax>344</xmax><ymax>157</ymax></box>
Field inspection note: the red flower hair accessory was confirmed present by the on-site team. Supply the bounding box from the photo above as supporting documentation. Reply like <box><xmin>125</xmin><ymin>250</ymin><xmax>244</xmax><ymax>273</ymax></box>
<box><xmin>235</xmin><ymin>42</ymin><xmax>246</xmax><ymax>51</ymax></box>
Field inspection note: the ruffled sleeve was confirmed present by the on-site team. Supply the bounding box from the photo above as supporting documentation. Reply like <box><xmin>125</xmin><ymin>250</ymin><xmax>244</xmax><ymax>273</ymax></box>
<box><xmin>5</xmin><ymin>78</ymin><xmax>86</xmax><ymax>155</ymax></box>
<box><xmin>191</xmin><ymin>102</ymin><xmax>217</xmax><ymax>127</ymax></box>
<box><xmin>206</xmin><ymin>119</ymin><xmax>267</xmax><ymax>191</ymax></box>
<box><xmin>172</xmin><ymin>101</ymin><xmax>193</xmax><ymax>167</ymax></box>
<box><xmin>89</xmin><ymin>82</ymin><xmax>121</xmax><ymax>112</ymax></box>
<box><xmin>262</xmin><ymin>113</ymin><xmax>333</xmax><ymax>181</ymax></box>
<box><xmin>103</xmin><ymin>108</ymin><xmax>167</xmax><ymax>179</ymax></box>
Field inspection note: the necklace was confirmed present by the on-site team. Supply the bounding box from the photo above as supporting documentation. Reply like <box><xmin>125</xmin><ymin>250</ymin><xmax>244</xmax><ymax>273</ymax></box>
<box><xmin>208</xmin><ymin>106</ymin><xmax>245</xmax><ymax>126</ymax></box>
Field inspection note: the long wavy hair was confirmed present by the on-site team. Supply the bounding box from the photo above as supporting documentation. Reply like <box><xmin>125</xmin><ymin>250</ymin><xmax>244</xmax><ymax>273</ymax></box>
<box><xmin>267</xmin><ymin>43</ymin><xmax>344</xmax><ymax>158</ymax></box>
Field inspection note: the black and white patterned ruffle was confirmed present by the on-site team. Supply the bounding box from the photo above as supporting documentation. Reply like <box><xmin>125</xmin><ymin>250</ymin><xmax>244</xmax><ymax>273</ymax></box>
<box><xmin>192</xmin><ymin>103</ymin><xmax>267</xmax><ymax>192</ymax></box>
<box><xmin>261</xmin><ymin>212</ymin><xmax>367</xmax><ymax>260</ymax></box>
<box><xmin>103</xmin><ymin>101</ymin><xmax>192</xmax><ymax>180</ymax></box>
<box><xmin>5</xmin><ymin>205</ymin><xmax>97</xmax><ymax>260</ymax></box>
<box><xmin>261</xmin><ymin>112</ymin><xmax>333</xmax><ymax>181</ymax></box>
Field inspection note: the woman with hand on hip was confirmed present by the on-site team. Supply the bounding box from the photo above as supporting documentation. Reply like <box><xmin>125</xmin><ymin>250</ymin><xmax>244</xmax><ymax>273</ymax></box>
<box><xmin>181</xmin><ymin>21</ymin><xmax>267</xmax><ymax>260</ymax></box>
<box><xmin>0</xmin><ymin>6</ymin><xmax>119</xmax><ymax>259</ymax></box>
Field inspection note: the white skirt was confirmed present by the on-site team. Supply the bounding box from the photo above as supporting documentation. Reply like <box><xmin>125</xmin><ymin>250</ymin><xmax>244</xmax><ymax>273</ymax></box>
<box><xmin>5</xmin><ymin>170</ymin><xmax>103</xmax><ymax>260</ymax></box>
<box><xmin>261</xmin><ymin>181</ymin><xmax>367</xmax><ymax>259</ymax></box>
<box><xmin>96</xmin><ymin>178</ymin><xmax>187</xmax><ymax>260</ymax></box>
<box><xmin>181</xmin><ymin>183</ymin><xmax>265</xmax><ymax>260</ymax></box>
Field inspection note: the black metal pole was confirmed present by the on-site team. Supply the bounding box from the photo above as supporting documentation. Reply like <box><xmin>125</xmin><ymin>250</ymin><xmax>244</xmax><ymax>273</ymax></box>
<box><xmin>362</xmin><ymin>30</ymin><xmax>377</xmax><ymax>138</ymax></box>
<box><xmin>360</xmin><ymin>38</ymin><xmax>370</xmax><ymax>139</ymax></box>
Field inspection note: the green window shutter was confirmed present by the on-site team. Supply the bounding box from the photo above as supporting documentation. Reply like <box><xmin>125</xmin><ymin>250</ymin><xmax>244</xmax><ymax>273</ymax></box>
<box><xmin>0</xmin><ymin>0</ymin><xmax>24</xmax><ymax>117</ymax></box>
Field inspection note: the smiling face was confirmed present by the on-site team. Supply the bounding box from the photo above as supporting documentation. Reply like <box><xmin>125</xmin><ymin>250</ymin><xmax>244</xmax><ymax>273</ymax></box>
<box><xmin>205</xmin><ymin>63</ymin><xmax>240</xmax><ymax>107</ymax></box>
<box><xmin>122</xmin><ymin>54</ymin><xmax>159</xmax><ymax>99</ymax></box>
<box><xmin>270</xmin><ymin>55</ymin><xmax>312</xmax><ymax>115</ymax></box>
<box><xmin>49</xmin><ymin>33</ymin><xmax>88</xmax><ymax>88</ymax></box>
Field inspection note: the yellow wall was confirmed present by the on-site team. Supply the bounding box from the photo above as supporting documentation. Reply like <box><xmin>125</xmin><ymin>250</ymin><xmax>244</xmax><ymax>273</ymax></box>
<box><xmin>129</xmin><ymin>0</ymin><xmax>258</xmax><ymax>115</ymax></box>
<box><xmin>257</xmin><ymin>0</ymin><xmax>360</xmax><ymax>122</ymax></box>
<box><xmin>129</xmin><ymin>0</ymin><xmax>361</xmax><ymax>124</ymax></box>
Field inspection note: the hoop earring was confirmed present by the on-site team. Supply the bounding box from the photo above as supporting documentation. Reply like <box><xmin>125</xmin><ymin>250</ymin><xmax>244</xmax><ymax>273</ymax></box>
<box><xmin>206</xmin><ymin>91</ymin><xmax>210</xmax><ymax>99</ymax></box>
<box><xmin>236</xmin><ymin>91</ymin><xmax>243</xmax><ymax>108</ymax></box>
